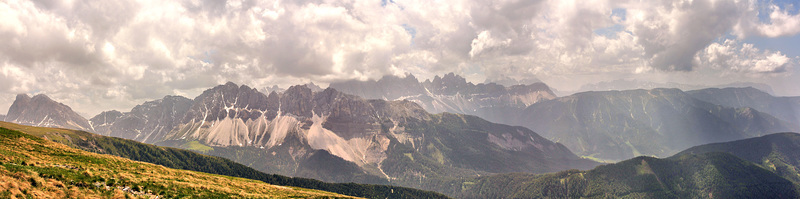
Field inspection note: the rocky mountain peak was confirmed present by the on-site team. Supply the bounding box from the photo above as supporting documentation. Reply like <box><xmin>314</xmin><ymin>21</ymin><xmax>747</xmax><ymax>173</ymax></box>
<box><xmin>91</xmin><ymin>95</ymin><xmax>193</xmax><ymax>141</ymax></box>
<box><xmin>183</xmin><ymin>82</ymin><xmax>269</xmax><ymax>123</ymax></box>
<box><xmin>427</xmin><ymin>73</ymin><xmax>472</xmax><ymax>95</ymax></box>
<box><xmin>223</xmin><ymin>81</ymin><xmax>238</xmax><ymax>87</ymax></box>
<box><xmin>263</xmin><ymin>85</ymin><xmax>286</xmax><ymax>94</ymax></box>
<box><xmin>330</xmin><ymin>73</ymin><xmax>558</xmax><ymax>124</ymax></box>
<box><xmin>5</xmin><ymin>93</ymin><xmax>93</xmax><ymax>132</ymax></box>
<box><xmin>305</xmin><ymin>82</ymin><xmax>324</xmax><ymax>92</ymax></box>
<box><xmin>31</xmin><ymin>93</ymin><xmax>53</xmax><ymax>101</ymax></box>
<box><xmin>16</xmin><ymin>93</ymin><xmax>32</xmax><ymax>101</ymax></box>
<box><xmin>285</xmin><ymin>84</ymin><xmax>313</xmax><ymax>96</ymax></box>
<box><xmin>281</xmin><ymin>85</ymin><xmax>314</xmax><ymax>117</ymax></box>
<box><xmin>89</xmin><ymin>110</ymin><xmax>123</xmax><ymax>126</ymax></box>
<box><xmin>7</xmin><ymin>94</ymin><xmax>32</xmax><ymax>118</ymax></box>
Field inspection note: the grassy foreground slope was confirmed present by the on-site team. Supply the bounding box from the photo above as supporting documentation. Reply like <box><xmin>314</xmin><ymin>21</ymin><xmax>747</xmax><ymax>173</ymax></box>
<box><xmin>0</xmin><ymin>127</ymin><xmax>353</xmax><ymax>199</ymax></box>
<box><xmin>0</xmin><ymin>121</ymin><xmax>448</xmax><ymax>199</ymax></box>
<box><xmin>447</xmin><ymin>152</ymin><xmax>799</xmax><ymax>198</ymax></box>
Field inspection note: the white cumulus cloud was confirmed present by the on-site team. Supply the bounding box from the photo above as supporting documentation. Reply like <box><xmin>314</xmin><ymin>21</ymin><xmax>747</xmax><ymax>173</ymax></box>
<box><xmin>0</xmin><ymin>0</ymin><xmax>799</xmax><ymax>116</ymax></box>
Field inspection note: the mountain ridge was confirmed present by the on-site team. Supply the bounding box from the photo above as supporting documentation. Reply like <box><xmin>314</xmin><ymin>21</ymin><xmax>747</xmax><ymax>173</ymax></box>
<box><xmin>4</xmin><ymin>94</ymin><xmax>93</xmax><ymax>132</ymax></box>
<box><xmin>675</xmin><ymin>132</ymin><xmax>800</xmax><ymax>184</ymax></box>
<box><xmin>90</xmin><ymin>95</ymin><xmax>193</xmax><ymax>143</ymax></box>
<box><xmin>511</xmin><ymin>88</ymin><xmax>799</xmax><ymax>161</ymax></box>
<box><xmin>445</xmin><ymin>132</ymin><xmax>800</xmax><ymax>198</ymax></box>
<box><xmin>447</xmin><ymin>152</ymin><xmax>799</xmax><ymax>198</ymax></box>
<box><xmin>688</xmin><ymin>87</ymin><xmax>800</xmax><ymax>125</ymax></box>
<box><xmin>329</xmin><ymin>73</ymin><xmax>557</xmax><ymax>125</ymax></box>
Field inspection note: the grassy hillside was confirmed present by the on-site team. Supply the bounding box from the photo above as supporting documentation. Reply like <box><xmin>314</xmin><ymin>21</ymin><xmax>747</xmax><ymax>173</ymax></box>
<box><xmin>0</xmin><ymin>121</ymin><xmax>449</xmax><ymax>199</ymax></box>
<box><xmin>675</xmin><ymin>132</ymin><xmax>800</xmax><ymax>184</ymax></box>
<box><xmin>0</xmin><ymin>127</ymin><xmax>353</xmax><ymax>198</ymax></box>
<box><xmin>446</xmin><ymin>152</ymin><xmax>799</xmax><ymax>198</ymax></box>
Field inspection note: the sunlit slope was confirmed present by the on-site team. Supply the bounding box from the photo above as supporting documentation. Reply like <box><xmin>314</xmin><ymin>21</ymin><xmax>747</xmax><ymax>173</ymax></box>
<box><xmin>447</xmin><ymin>152</ymin><xmax>800</xmax><ymax>199</ymax></box>
<box><xmin>676</xmin><ymin>132</ymin><xmax>800</xmax><ymax>184</ymax></box>
<box><xmin>0</xmin><ymin>121</ymin><xmax>448</xmax><ymax>199</ymax></box>
<box><xmin>0</xmin><ymin>127</ymin><xmax>355</xmax><ymax>199</ymax></box>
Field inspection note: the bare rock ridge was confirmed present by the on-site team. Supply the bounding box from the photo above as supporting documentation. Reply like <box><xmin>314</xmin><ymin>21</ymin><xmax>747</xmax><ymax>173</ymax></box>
<box><xmin>4</xmin><ymin>94</ymin><xmax>93</xmax><ymax>132</ymax></box>
<box><xmin>329</xmin><ymin>73</ymin><xmax>557</xmax><ymax>124</ymax></box>
<box><xmin>90</xmin><ymin>95</ymin><xmax>193</xmax><ymax>143</ymax></box>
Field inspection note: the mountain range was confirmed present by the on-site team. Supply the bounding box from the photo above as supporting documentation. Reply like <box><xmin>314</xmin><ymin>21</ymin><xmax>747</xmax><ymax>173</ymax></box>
<box><xmin>687</xmin><ymin>87</ymin><xmax>800</xmax><ymax>125</ymax></box>
<box><xmin>159</xmin><ymin>82</ymin><xmax>596</xmax><ymax>190</ymax></box>
<box><xmin>449</xmin><ymin>152</ymin><xmax>799</xmax><ymax>198</ymax></box>
<box><xmin>7</xmin><ymin>112</ymin><xmax>800</xmax><ymax>198</ymax></box>
<box><xmin>329</xmin><ymin>73</ymin><xmax>556</xmax><ymax>123</ymax></box>
<box><xmin>5</xmin><ymin>75</ymin><xmax>800</xmax><ymax>197</ymax></box>
<box><xmin>509</xmin><ymin>88</ymin><xmax>799</xmax><ymax>161</ymax></box>
<box><xmin>444</xmin><ymin>132</ymin><xmax>800</xmax><ymax>198</ymax></box>
<box><xmin>576</xmin><ymin>79</ymin><xmax>776</xmax><ymax>95</ymax></box>
<box><xmin>3</xmin><ymin>82</ymin><xmax>595</xmax><ymax>193</ymax></box>
<box><xmin>330</xmin><ymin>74</ymin><xmax>800</xmax><ymax>162</ymax></box>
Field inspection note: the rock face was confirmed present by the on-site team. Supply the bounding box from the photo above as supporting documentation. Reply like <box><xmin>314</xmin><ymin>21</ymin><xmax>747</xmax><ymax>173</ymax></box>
<box><xmin>95</xmin><ymin>82</ymin><xmax>597</xmax><ymax>191</ymax></box>
<box><xmin>0</xmin><ymin>114</ymin><xmax>5</xmax><ymax>121</ymax></box>
<box><xmin>4</xmin><ymin>94</ymin><xmax>93</xmax><ymax>132</ymax></box>
<box><xmin>509</xmin><ymin>88</ymin><xmax>799</xmax><ymax>161</ymax></box>
<box><xmin>90</xmin><ymin>96</ymin><xmax>192</xmax><ymax>143</ymax></box>
<box><xmin>89</xmin><ymin>110</ymin><xmax>123</xmax><ymax>133</ymax></box>
<box><xmin>329</xmin><ymin>73</ymin><xmax>557</xmax><ymax>124</ymax></box>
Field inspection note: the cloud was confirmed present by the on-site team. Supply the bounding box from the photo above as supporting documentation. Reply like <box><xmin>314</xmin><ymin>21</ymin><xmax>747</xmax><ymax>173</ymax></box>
<box><xmin>1</xmin><ymin>0</ymin><xmax>800</xmax><ymax>115</ymax></box>
<box><xmin>737</xmin><ymin>3</ymin><xmax>800</xmax><ymax>38</ymax></box>
<box><xmin>696</xmin><ymin>39</ymin><xmax>793</xmax><ymax>73</ymax></box>
<box><xmin>624</xmin><ymin>0</ymin><xmax>756</xmax><ymax>71</ymax></box>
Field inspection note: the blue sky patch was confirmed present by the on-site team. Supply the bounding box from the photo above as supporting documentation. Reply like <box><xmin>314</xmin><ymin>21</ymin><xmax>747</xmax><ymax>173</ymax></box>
<box><xmin>594</xmin><ymin>8</ymin><xmax>627</xmax><ymax>38</ymax></box>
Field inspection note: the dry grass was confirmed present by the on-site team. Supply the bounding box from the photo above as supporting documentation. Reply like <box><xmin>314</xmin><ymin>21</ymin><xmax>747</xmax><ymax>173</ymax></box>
<box><xmin>0</xmin><ymin>124</ymin><xmax>358</xmax><ymax>199</ymax></box>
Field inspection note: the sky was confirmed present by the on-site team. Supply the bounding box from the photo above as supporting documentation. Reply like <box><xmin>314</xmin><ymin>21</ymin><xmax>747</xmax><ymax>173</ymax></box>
<box><xmin>1</xmin><ymin>0</ymin><xmax>800</xmax><ymax>117</ymax></box>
